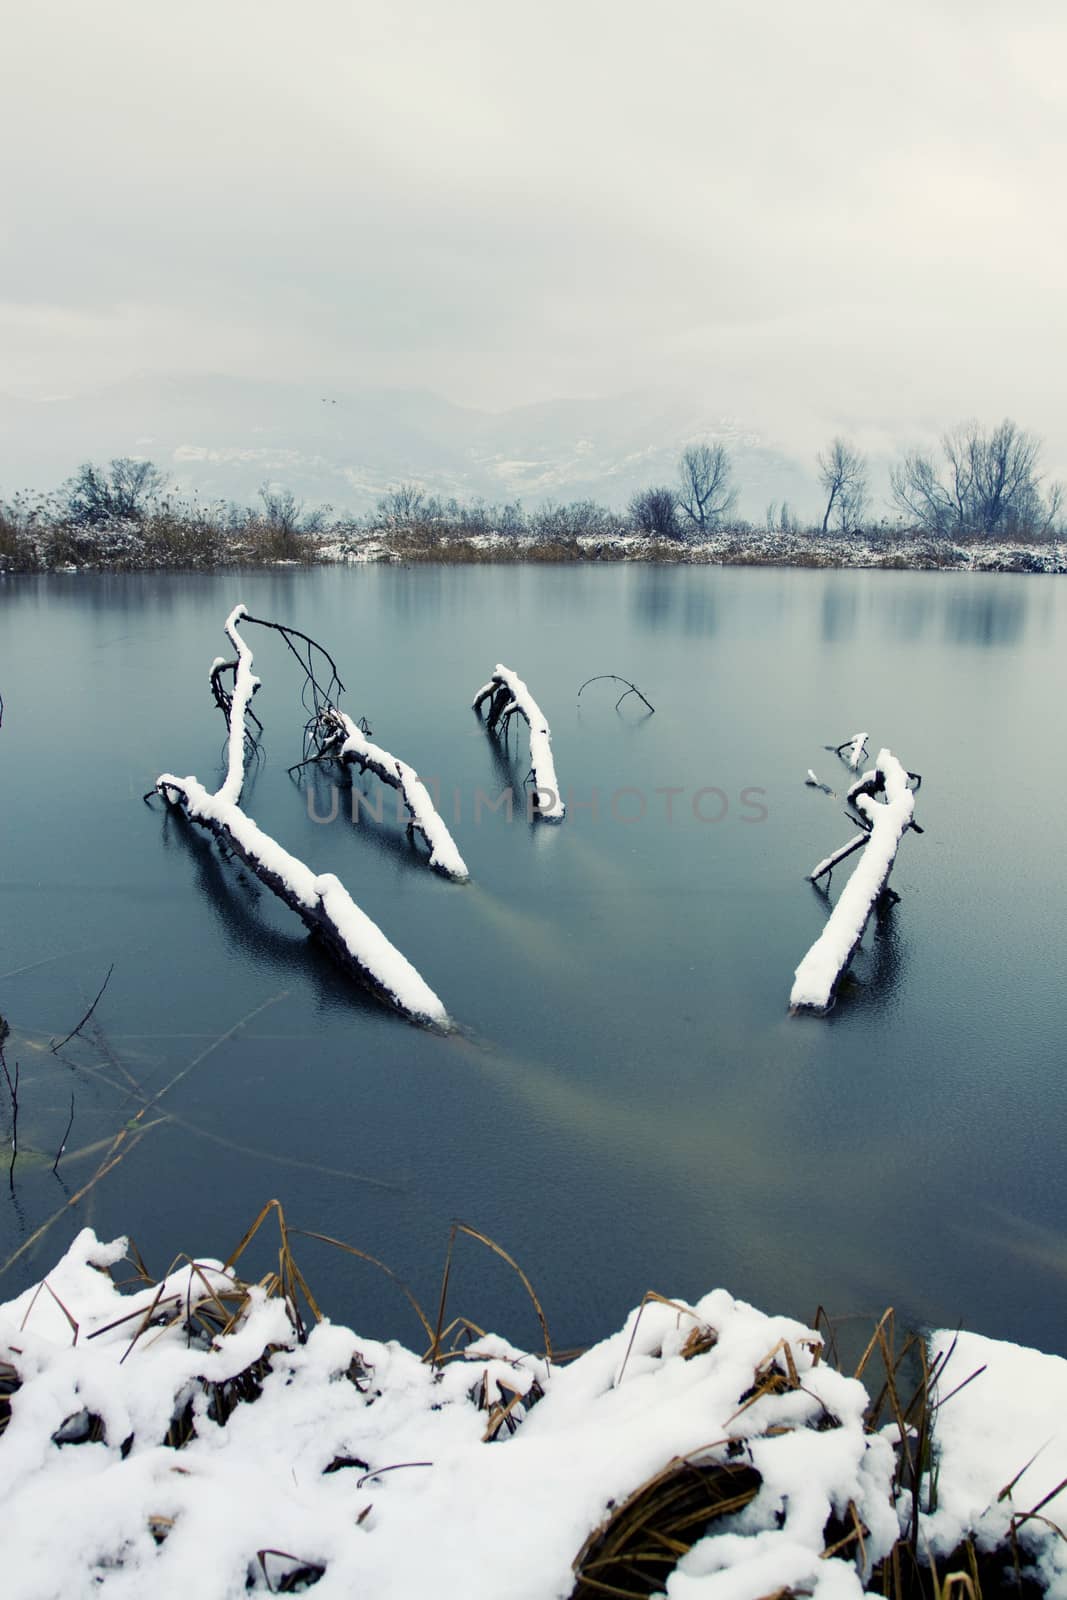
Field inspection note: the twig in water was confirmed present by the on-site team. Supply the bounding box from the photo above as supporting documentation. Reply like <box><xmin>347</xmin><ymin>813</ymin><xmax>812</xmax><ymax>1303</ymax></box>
<box><xmin>1</xmin><ymin>1041</ymin><xmax>18</xmax><ymax>1187</ymax></box>
<box><xmin>241</xmin><ymin>613</ymin><xmax>346</xmax><ymax>725</ymax></box>
<box><xmin>577</xmin><ymin>674</ymin><xmax>655</xmax><ymax>714</ymax></box>
<box><xmin>52</xmin><ymin>964</ymin><xmax>115</xmax><ymax>1054</ymax></box>
<box><xmin>53</xmin><ymin>1094</ymin><xmax>75</xmax><ymax>1174</ymax></box>
<box><xmin>0</xmin><ymin>993</ymin><xmax>285</xmax><ymax>1280</ymax></box>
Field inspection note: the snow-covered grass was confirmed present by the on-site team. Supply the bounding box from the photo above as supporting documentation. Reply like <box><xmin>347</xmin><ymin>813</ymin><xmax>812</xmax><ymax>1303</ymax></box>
<box><xmin>3</xmin><ymin>1222</ymin><xmax>1066</xmax><ymax>1600</ymax></box>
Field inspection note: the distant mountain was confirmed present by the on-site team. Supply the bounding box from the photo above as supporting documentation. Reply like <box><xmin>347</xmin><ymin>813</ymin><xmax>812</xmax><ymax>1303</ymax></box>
<box><xmin>0</xmin><ymin>376</ymin><xmax>821</xmax><ymax>521</ymax></box>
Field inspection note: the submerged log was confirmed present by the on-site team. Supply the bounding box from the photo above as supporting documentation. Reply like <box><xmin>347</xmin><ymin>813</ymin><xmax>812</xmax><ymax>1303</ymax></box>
<box><xmin>314</xmin><ymin>708</ymin><xmax>468</xmax><ymax>881</ymax></box>
<box><xmin>473</xmin><ymin>664</ymin><xmax>565</xmax><ymax>821</ymax></box>
<box><xmin>791</xmin><ymin>749</ymin><xmax>917</xmax><ymax>1012</ymax></box>
<box><xmin>151</xmin><ymin>606</ymin><xmax>447</xmax><ymax>1027</ymax></box>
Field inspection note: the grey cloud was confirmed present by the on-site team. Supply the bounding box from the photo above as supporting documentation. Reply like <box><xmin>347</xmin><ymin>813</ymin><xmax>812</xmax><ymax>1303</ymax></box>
<box><xmin>2</xmin><ymin>0</ymin><xmax>1065</xmax><ymax>478</ymax></box>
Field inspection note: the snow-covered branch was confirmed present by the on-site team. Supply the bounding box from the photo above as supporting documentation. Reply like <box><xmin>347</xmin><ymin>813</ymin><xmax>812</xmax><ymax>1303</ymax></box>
<box><xmin>151</xmin><ymin>606</ymin><xmax>447</xmax><ymax>1027</ymax></box>
<box><xmin>827</xmin><ymin>731</ymin><xmax>868</xmax><ymax>770</ymax></box>
<box><xmin>807</xmin><ymin>832</ymin><xmax>869</xmax><ymax>884</ymax></box>
<box><xmin>472</xmin><ymin>665</ymin><xmax>565</xmax><ymax>822</ymax></box>
<box><xmin>791</xmin><ymin>750</ymin><xmax>917</xmax><ymax>1012</ymax></box>
<box><xmin>314</xmin><ymin>709</ymin><xmax>468</xmax><ymax>881</ymax></box>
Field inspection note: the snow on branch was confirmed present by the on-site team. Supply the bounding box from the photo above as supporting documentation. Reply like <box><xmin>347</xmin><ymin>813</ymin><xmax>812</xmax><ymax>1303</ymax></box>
<box><xmin>791</xmin><ymin>749</ymin><xmax>918</xmax><ymax>1013</ymax></box>
<box><xmin>472</xmin><ymin>664</ymin><xmax>565</xmax><ymax>822</ymax></box>
<box><xmin>314</xmin><ymin>708</ymin><xmax>469</xmax><ymax>881</ymax></box>
<box><xmin>150</xmin><ymin>606</ymin><xmax>447</xmax><ymax>1027</ymax></box>
<box><xmin>807</xmin><ymin>832</ymin><xmax>869</xmax><ymax>884</ymax></box>
<box><xmin>826</xmin><ymin>732</ymin><xmax>868</xmax><ymax>770</ymax></box>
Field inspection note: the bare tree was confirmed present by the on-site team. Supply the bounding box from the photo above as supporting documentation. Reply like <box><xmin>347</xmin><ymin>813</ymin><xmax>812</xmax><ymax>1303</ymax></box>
<box><xmin>258</xmin><ymin>485</ymin><xmax>330</xmax><ymax>537</ymax></box>
<box><xmin>63</xmin><ymin>458</ymin><xmax>167</xmax><ymax>525</ymax></box>
<box><xmin>817</xmin><ymin>438</ymin><xmax>868</xmax><ymax>534</ymax></box>
<box><xmin>890</xmin><ymin>419</ymin><xmax>1061</xmax><ymax>540</ymax></box>
<box><xmin>378</xmin><ymin>483</ymin><xmax>427</xmax><ymax>526</ymax></box>
<box><xmin>677</xmin><ymin>443</ymin><xmax>737</xmax><ymax>535</ymax></box>
<box><xmin>630</xmin><ymin>486</ymin><xmax>680</xmax><ymax>540</ymax></box>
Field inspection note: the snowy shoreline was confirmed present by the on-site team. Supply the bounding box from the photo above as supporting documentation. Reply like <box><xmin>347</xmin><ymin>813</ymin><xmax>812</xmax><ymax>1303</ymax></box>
<box><xmin>319</xmin><ymin>530</ymin><xmax>1067</xmax><ymax>575</ymax></box>
<box><xmin>4</xmin><ymin>531</ymin><xmax>1066</xmax><ymax>577</ymax></box>
<box><xmin>3</xmin><ymin>1227</ymin><xmax>1067</xmax><ymax>1599</ymax></box>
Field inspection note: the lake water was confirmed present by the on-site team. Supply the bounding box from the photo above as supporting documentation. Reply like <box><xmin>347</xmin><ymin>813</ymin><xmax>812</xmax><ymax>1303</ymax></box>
<box><xmin>1</xmin><ymin>564</ymin><xmax>1065</xmax><ymax>1358</ymax></box>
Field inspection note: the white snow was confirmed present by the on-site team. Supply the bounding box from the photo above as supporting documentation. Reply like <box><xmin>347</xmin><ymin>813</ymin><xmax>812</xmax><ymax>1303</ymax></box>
<box><xmin>6</xmin><ymin>1235</ymin><xmax>1067</xmax><ymax>1598</ymax></box>
<box><xmin>328</xmin><ymin>710</ymin><xmax>469</xmax><ymax>880</ymax></box>
<box><xmin>473</xmin><ymin>665</ymin><xmax>565</xmax><ymax>821</ymax></box>
<box><xmin>10</xmin><ymin>1234</ymin><xmax>1067</xmax><ymax>1599</ymax></box>
<box><xmin>1</xmin><ymin>1231</ymin><xmax>900</xmax><ymax>1600</ymax></box>
<box><xmin>845</xmin><ymin>733</ymin><xmax>867</xmax><ymax>771</ymax></box>
<box><xmin>217</xmin><ymin>604</ymin><xmax>259</xmax><ymax>808</ymax></box>
<box><xmin>920</xmin><ymin>1329</ymin><xmax>1067</xmax><ymax>1596</ymax></box>
<box><xmin>791</xmin><ymin>751</ymin><xmax>914</xmax><ymax>1011</ymax></box>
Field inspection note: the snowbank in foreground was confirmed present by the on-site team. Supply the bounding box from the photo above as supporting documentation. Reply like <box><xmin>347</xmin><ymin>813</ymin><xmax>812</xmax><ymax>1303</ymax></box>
<box><xmin>1</xmin><ymin>1232</ymin><xmax>1065</xmax><ymax>1599</ymax></box>
<box><xmin>924</xmin><ymin>1328</ymin><xmax>1067</xmax><ymax>1594</ymax></box>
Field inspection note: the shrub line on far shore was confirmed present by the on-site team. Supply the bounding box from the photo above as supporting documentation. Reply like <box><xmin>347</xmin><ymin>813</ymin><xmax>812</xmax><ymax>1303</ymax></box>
<box><xmin>2</xmin><ymin>521</ymin><xmax>1064</xmax><ymax>576</ymax></box>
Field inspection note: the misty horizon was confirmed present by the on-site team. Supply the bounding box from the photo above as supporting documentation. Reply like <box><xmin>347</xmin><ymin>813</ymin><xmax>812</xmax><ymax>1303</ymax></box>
<box><xmin>4</xmin><ymin>0</ymin><xmax>1066</xmax><ymax>494</ymax></box>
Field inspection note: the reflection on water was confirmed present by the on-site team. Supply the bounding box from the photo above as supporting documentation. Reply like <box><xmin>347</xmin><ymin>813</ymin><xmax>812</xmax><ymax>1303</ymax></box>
<box><xmin>820</xmin><ymin>584</ymin><xmax>860</xmax><ymax>643</ymax></box>
<box><xmin>879</xmin><ymin>587</ymin><xmax>937</xmax><ymax>643</ymax></box>
<box><xmin>0</xmin><ymin>564</ymin><xmax>1065</xmax><ymax>1356</ymax></box>
<box><xmin>631</xmin><ymin>569</ymin><xmax>677</xmax><ymax>630</ymax></box>
<box><xmin>943</xmin><ymin>586</ymin><xmax>1027</xmax><ymax>646</ymax></box>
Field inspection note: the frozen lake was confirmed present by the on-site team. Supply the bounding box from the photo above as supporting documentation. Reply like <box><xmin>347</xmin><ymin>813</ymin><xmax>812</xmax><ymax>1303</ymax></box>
<box><xmin>1</xmin><ymin>563</ymin><xmax>1064</xmax><ymax>1355</ymax></box>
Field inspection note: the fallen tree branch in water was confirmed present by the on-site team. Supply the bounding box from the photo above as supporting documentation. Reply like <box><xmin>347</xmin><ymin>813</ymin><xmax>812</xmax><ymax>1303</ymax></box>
<box><xmin>792</xmin><ymin>749</ymin><xmax>920</xmax><ymax>1012</ymax></box>
<box><xmin>807</xmin><ymin>832</ymin><xmax>869</xmax><ymax>883</ymax></box>
<box><xmin>473</xmin><ymin>664</ymin><xmax>565</xmax><ymax>821</ymax></box>
<box><xmin>825</xmin><ymin>732</ymin><xmax>868</xmax><ymax>770</ymax></box>
<box><xmin>312</xmin><ymin>708</ymin><xmax>469</xmax><ymax>881</ymax></box>
<box><xmin>148</xmin><ymin>605</ymin><xmax>447</xmax><ymax>1026</ymax></box>
<box><xmin>235</xmin><ymin>616</ymin><xmax>465</xmax><ymax>879</ymax></box>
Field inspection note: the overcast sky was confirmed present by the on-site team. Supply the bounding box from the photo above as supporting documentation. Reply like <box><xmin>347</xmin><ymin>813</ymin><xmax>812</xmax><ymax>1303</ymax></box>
<box><xmin>3</xmin><ymin>0</ymin><xmax>1066</xmax><ymax>465</ymax></box>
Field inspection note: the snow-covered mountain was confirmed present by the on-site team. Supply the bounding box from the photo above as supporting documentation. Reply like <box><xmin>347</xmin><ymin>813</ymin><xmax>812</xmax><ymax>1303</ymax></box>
<box><xmin>0</xmin><ymin>376</ymin><xmax>820</xmax><ymax>520</ymax></box>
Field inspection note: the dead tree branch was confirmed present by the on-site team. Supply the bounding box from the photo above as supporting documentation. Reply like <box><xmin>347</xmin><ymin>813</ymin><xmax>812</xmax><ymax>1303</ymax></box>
<box><xmin>792</xmin><ymin>749</ymin><xmax>920</xmax><ymax>1012</ymax></box>
<box><xmin>148</xmin><ymin>606</ymin><xmax>446</xmax><ymax>1026</ymax></box>
<box><xmin>243</xmin><ymin>615</ymin><xmax>467</xmax><ymax>879</ymax></box>
<box><xmin>313</xmin><ymin>708</ymin><xmax>468</xmax><ymax>880</ymax></box>
<box><xmin>473</xmin><ymin>665</ymin><xmax>565</xmax><ymax>821</ymax></box>
<box><xmin>53</xmin><ymin>1094</ymin><xmax>75</xmax><ymax>1174</ymax></box>
<box><xmin>51</xmin><ymin>964</ymin><xmax>115</xmax><ymax>1054</ymax></box>
<box><xmin>577</xmin><ymin>675</ymin><xmax>655</xmax><ymax>714</ymax></box>
<box><xmin>1</xmin><ymin>1039</ymin><xmax>18</xmax><ymax>1187</ymax></box>
<box><xmin>807</xmin><ymin>832</ymin><xmax>870</xmax><ymax>883</ymax></box>
<box><xmin>241</xmin><ymin>613</ymin><xmax>345</xmax><ymax>739</ymax></box>
<box><xmin>826</xmin><ymin>733</ymin><xmax>868</xmax><ymax>770</ymax></box>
